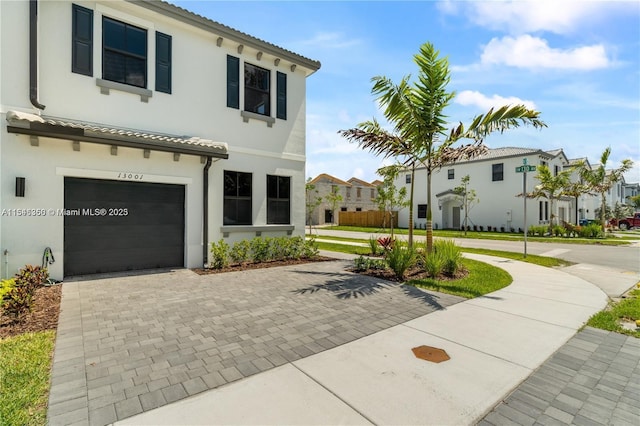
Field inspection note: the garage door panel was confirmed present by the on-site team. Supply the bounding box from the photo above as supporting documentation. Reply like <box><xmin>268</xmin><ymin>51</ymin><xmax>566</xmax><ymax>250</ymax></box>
<box><xmin>64</xmin><ymin>178</ymin><xmax>185</xmax><ymax>276</ymax></box>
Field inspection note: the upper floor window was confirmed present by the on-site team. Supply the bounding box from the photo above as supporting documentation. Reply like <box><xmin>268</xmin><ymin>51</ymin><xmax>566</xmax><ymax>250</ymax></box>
<box><xmin>103</xmin><ymin>17</ymin><xmax>147</xmax><ymax>88</ymax></box>
<box><xmin>553</xmin><ymin>165</ymin><xmax>560</xmax><ymax>176</ymax></box>
<box><xmin>492</xmin><ymin>163</ymin><xmax>504</xmax><ymax>182</ymax></box>
<box><xmin>245</xmin><ymin>63</ymin><xmax>270</xmax><ymax>116</ymax></box>
<box><xmin>406</xmin><ymin>174</ymin><xmax>411</xmax><ymax>184</ymax></box>
<box><xmin>227</xmin><ymin>56</ymin><xmax>287</xmax><ymax>121</ymax></box>
<box><xmin>356</xmin><ymin>188</ymin><xmax>362</xmax><ymax>198</ymax></box>
<box><xmin>346</xmin><ymin>187</ymin><xmax>351</xmax><ymax>199</ymax></box>
<box><xmin>370</xmin><ymin>188</ymin><xmax>375</xmax><ymax>199</ymax></box>
<box><xmin>72</xmin><ymin>4</ymin><xmax>93</xmax><ymax>76</ymax></box>
<box><xmin>267</xmin><ymin>175</ymin><xmax>290</xmax><ymax>224</ymax></box>
<box><xmin>448</xmin><ymin>169</ymin><xmax>454</xmax><ymax>180</ymax></box>
<box><xmin>224</xmin><ymin>171</ymin><xmax>252</xmax><ymax>225</ymax></box>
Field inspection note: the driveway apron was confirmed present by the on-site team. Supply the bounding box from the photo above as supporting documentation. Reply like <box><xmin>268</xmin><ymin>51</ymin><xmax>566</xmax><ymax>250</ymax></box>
<box><xmin>47</xmin><ymin>260</ymin><xmax>464</xmax><ymax>426</ymax></box>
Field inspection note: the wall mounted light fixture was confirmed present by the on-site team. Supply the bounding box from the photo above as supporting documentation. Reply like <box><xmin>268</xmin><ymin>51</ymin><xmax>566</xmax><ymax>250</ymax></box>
<box><xmin>15</xmin><ymin>177</ymin><xmax>26</xmax><ymax>197</ymax></box>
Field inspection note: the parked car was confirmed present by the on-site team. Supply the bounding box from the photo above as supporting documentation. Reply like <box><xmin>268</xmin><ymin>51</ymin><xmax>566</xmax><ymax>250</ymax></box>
<box><xmin>609</xmin><ymin>212</ymin><xmax>640</xmax><ymax>230</ymax></box>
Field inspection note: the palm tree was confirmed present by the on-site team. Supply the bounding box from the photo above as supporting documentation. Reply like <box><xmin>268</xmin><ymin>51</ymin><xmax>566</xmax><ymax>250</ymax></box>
<box><xmin>529</xmin><ymin>165</ymin><xmax>573</xmax><ymax>234</ymax></box>
<box><xmin>575</xmin><ymin>147</ymin><xmax>634</xmax><ymax>230</ymax></box>
<box><xmin>340</xmin><ymin>42</ymin><xmax>546</xmax><ymax>253</ymax></box>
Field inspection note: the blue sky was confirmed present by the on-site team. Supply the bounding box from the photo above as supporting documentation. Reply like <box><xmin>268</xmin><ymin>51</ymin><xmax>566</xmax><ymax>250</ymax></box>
<box><xmin>173</xmin><ymin>0</ymin><xmax>640</xmax><ymax>183</ymax></box>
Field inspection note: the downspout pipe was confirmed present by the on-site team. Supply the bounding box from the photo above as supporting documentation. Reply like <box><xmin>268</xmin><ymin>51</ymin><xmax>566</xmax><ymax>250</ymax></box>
<box><xmin>202</xmin><ymin>156</ymin><xmax>212</xmax><ymax>266</ymax></box>
<box><xmin>30</xmin><ymin>0</ymin><xmax>46</xmax><ymax>110</ymax></box>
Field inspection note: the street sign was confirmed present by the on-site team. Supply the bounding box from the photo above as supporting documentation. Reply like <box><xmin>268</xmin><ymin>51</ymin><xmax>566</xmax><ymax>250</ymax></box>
<box><xmin>516</xmin><ymin>165</ymin><xmax>537</xmax><ymax>173</ymax></box>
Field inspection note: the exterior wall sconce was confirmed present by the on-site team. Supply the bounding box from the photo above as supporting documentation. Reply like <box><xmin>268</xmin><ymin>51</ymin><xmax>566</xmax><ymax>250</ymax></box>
<box><xmin>16</xmin><ymin>177</ymin><xmax>26</xmax><ymax>197</ymax></box>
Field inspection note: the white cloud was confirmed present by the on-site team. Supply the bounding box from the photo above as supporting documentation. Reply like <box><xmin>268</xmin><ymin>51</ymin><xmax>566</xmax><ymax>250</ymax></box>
<box><xmin>480</xmin><ymin>35</ymin><xmax>611</xmax><ymax>70</ymax></box>
<box><xmin>439</xmin><ymin>0</ymin><xmax>619</xmax><ymax>35</ymax></box>
<box><xmin>456</xmin><ymin>90</ymin><xmax>537</xmax><ymax>111</ymax></box>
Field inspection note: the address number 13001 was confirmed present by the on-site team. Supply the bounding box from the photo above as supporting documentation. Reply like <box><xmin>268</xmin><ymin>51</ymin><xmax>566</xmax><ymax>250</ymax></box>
<box><xmin>116</xmin><ymin>172</ymin><xmax>144</xmax><ymax>181</ymax></box>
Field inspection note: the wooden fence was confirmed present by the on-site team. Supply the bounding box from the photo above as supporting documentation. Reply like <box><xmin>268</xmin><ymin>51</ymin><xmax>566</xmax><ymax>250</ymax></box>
<box><xmin>338</xmin><ymin>210</ymin><xmax>398</xmax><ymax>228</ymax></box>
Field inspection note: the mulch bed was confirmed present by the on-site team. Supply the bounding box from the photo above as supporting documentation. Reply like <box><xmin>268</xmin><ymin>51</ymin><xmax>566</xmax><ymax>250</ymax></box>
<box><xmin>193</xmin><ymin>255</ymin><xmax>336</xmax><ymax>274</ymax></box>
<box><xmin>0</xmin><ymin>285</ymin><xmax>62</xmax><ymax>339</ymax></box>
<box><xmin>349</xmin><ymin>266</ymin><xmax>469</xmax><ymax>283</ymax></box>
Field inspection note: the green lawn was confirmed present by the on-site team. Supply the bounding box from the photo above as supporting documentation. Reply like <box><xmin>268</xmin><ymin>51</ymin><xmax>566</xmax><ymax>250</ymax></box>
<box><xmin>316</xmin><ymin>241</ymin><xmax>513</xmax><ymax>298</ymax></box>
<box><xmin>0</xmin><ymin>330</ymin><xmax>56</xmax><ymax>426</ymax></box>
<box><xmin>318</xmin><ymin>225</ymin><xmax>632</xmax><ymax>245</ymax></box>
<box><xmin>315</xmin><ymin>239</ymin><xmax>571</xmax><ymax>268</ymax></box>
<box><xmin>408</xmin><ymin>257</ymin><xmax>512</xmax><ymax>298</ymax></box>
<box><xmin>587</xmin><ymin>289</ymin><xmax>640</xmax><ymax>338</ymax></box>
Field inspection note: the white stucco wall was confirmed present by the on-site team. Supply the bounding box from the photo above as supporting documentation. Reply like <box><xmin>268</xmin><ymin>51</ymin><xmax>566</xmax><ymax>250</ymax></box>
<box><xmin>0</xmin><ymin>0</ymin><xmax>315</xmax><ymax>278</ymax></box>
<box><xmin>396</xmin><ymin>153</ymin><xmax>593</xmax><ymax>231</ymax></box>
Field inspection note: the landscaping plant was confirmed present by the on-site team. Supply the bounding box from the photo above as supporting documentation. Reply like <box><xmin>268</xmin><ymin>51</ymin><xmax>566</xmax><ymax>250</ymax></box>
<box><xmin>229</xmin><ymin>239</ymin><xmax>251</xmax><ymax>264</ymax></box>
<box><xmin>435</xmin><ymin>239</ymin><xmax>462</xmax><ymax>277</ymax></box>
<box><xmin>384</xmin><ymin>240</ymin><xmax>416</xmax><ymax>280</ymax></box>
<box><xmin>1</xmin><ymin>265</ymin><xmax>49</xmax><ymax>318</ymax></box>
<box><xmin>210</xmin><ymin>239</ymin><xmax>230</xmax><ymax>269</ymax></box>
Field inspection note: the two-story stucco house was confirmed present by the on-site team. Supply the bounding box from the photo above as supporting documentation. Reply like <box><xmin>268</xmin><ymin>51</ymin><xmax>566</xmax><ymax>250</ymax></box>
<box><xmin>307</xmin><ymin>174</ymin><xmax>379</xmax><ymax>225</ymax></box>
<box><xmin>0</xmin><ymin>0</ymin><xmax>320</xmax><ymax>279</ymax></box>
<box><xmin>396</xmin><ymin>147</ymin><xmax>600</xmax><ymax>231</ymax></box>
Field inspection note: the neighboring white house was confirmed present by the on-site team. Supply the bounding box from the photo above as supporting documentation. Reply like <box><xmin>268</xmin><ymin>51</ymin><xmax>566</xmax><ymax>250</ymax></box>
<box><xmin>307</xmin><ymin>174</ymin><xmax>379</xmax><ymax>225</ymax></box>
<box><xmin>623</xmin><ymin>182</ymin><xmax>640</xmax><ymax>207</ymax></box>
<box><xmin>395</xmin><ymin>147</ymin><xmax>601</xmax><ymax>231</ymax></box>
<box><xmin>0</xmin><ymin>0</ymin><xmax>320</xmax><ymax>279</ymax></box>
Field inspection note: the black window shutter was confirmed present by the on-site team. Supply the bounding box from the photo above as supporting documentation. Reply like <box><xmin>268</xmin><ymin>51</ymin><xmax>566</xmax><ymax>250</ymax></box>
<box><xmin>227</xmin><ymin>55</ymin><xmax>239</xmax><ymax>109</ymax></box>
<box><xmin>276</xmin><ymin>71</ymin><xmax>287</xmax><ymax>119</ymax></box>
<box><xmin>155</xmin><ymin>32</ymin><xmax>172</xmax><ymax>93</ymax></box>
<box><xmin>72</xmin><ymin>4</ymin><xmax>93</xmax><ymax>76</ymax></box>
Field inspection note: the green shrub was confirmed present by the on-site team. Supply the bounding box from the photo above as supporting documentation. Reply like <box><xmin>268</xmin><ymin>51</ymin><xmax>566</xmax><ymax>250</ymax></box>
<box><xmin>579</xmin><ymin>223</ymin><xmax>604</xmax><ymax>238</ymax></box>
<box><xmin>423</xmin><ymin>251</ymin><xmax>445</xmax><ymax>278</ymax></box>
<box><xmin>552</xmin><ymin>225</ymin><xmax>566</xmax><ymax>237</ymax></box>
<box><xmin>1</xmin><ymin>266</ymin><xmax>49</xmax><ymax>317</ymax></box>
<box><xmin>0</xmin><ymin>278</ymin><xmax>16</xmax><ymax>304</ymax></box>
<box><xmin>385</xmin><ymin>240</ymin><xmax>416</xmax><ymax>280</ymax></box>
<box><xmin>353</xmin><ymin>255</ymin><xmax>387</xmax><ymax>272</ymax></box>
<box><xmin>16</xmin><ymin>265</ymin><xmax>48</xmax><ymax>293</ymax></box>
<box><xmin>301</xmin><ymin>237</ymin><xmax>319</xmax><ymax>259</ymax></box>
<box><xmin>250</xmin><ymin>237</ymin><xmax>272</xmax><ymax>263</ymax></box>
<box><xmin>435</xmin><ymin>239</ymin><xmax>462</xmax><ymax>277</ymax></box>
<box><xmin>229</xmin><ymin>240</ymin><xmax>251</xmax><ymax>264</ymax></box>
<box><xmin>368</xmin><ymin>236</ymin><xmax>381</xmax><ymax>256</ymax></box>
<box><xmin>2</xmin><ymin>286</ymin><xmax>34</xmax><ymax>317</ymax></box>
<box><xmin>210</xmin><ymin>239</ymin><xmax>230</xmax><ymax>269</ymax></box>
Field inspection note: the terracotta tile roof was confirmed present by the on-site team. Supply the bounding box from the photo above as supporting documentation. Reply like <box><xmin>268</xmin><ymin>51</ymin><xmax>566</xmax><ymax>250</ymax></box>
<box><xmin>309</xmin><ymin>173</ymin><xmax>351</xmax><ymax>186</ymax></box>
<box><xmin>6</xmin><ymin>110</ymin><xmax>228</xmax><ymax>157</ymax></box>
<box><xmin>132</xmin><ymin>0</ymin><xmax>320</xmax><ymax>73</ymax></box>
<box><xmin>347</xmin><ymin>177</ymin><xmax>375</xmax><ymax>187</ymax></box>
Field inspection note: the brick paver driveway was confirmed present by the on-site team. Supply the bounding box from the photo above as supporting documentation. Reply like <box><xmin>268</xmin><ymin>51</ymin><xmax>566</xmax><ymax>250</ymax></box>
<box><xmin>48</xmin><ymin>259</ymin><xmax>463</xmax><ymax>425</ymax></box>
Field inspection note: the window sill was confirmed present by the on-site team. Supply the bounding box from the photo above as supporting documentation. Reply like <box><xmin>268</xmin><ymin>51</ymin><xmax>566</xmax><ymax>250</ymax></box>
<box><xmin>96</xmin><ymin>79</ymin><xmax>153</xmax><ymax>103</ymax></box>
<box><xmin>241</xmin><ymin>110</ymin><xmax>275</xmax><ymax>127</ymax></box>
<box><xmin>220</xmin><ymin>225</ymin><xmax>294</xmax><ymax>237</ymax></box>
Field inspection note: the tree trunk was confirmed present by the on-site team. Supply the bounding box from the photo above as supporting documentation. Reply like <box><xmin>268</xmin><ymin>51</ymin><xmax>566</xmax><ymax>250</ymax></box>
<box><xmin>426</xmin><ymin>169</ymin><xmax>433</xmax><ymax>254</ymax></box>
<box><xmin>548</xmin><ymin>198</ymin><xmax>554</xmax><ymax>235</ymax></box>
<box><xmin>600</xmin><ymin>193</ymin><xmax>607</xmax><ymax>230</ymax></box>
<box><xmin>408</xmin><ymin>165</ymin><xmax>415</xmax><ymax>248</ymax></box>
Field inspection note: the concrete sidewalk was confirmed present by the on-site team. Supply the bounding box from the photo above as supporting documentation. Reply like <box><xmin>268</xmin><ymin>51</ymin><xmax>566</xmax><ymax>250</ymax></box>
<box><xmin>117</xmin><ymin>254</ymin><xmax>610</xmax><ymax>425</ymax></box>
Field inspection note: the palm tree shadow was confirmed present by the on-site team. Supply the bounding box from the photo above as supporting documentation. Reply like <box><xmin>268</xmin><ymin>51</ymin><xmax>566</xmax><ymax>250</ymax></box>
<box><xmin>292</xmin><ymin>269</ymin><xmax>448</xmax><ymax>309</ymax></box>
<box><xmin>292</xmin><ymin>270</ymin><xmax>393</xmax><ymax>299</ymax></box>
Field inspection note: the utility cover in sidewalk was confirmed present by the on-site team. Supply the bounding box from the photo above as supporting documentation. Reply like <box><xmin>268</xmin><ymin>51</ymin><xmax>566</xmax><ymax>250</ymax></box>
<box><xmin>412</xmin><ymin>345</ymin><xmax>450</xmax><ymax>363</ymax></box>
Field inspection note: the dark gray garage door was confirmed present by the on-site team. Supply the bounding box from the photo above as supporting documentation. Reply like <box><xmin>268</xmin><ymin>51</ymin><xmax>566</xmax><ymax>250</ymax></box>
<box><xmin>64</xmin><ymin>178</ymin><xmax>185</xmax><ymax>276</ymax></box>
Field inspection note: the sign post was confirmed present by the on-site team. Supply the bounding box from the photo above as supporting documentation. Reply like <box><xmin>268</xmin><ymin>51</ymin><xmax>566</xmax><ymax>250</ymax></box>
<box><xmin>516</xmin><ymin>159</ymin><xmax>536</xmax><ymax>258</ymax></box>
